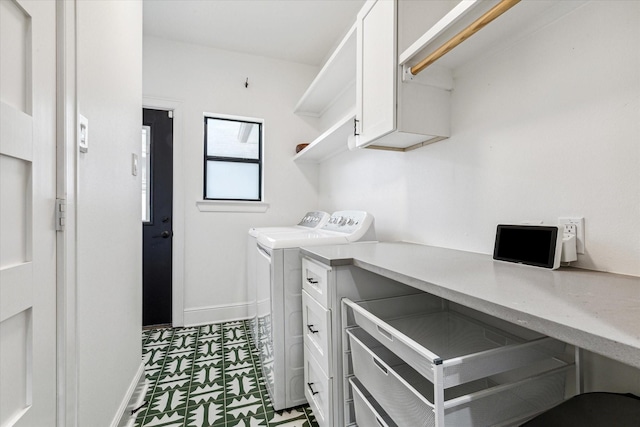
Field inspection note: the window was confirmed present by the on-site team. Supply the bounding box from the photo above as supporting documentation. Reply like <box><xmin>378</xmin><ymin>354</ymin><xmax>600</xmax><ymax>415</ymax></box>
<box><xmin>203</xmin><ymin>115</ymin><xmax>263</xmax><ymax>201</ymax></box>
<box><xmin>141</xmin><ymin>126</ymin><xmax>152</xmax><ymax>222</ymax></box>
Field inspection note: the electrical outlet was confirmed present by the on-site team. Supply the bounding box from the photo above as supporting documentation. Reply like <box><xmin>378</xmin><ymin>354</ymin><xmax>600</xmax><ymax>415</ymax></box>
<box><xmin>558</xmin><ymin>217</ymin><xmax>585</xmax><ymax>254</ymax></box>
<box><xmin>564</xmin><ymin>223</ymin><xmax>577</xmax><ymax>235</ymax></box>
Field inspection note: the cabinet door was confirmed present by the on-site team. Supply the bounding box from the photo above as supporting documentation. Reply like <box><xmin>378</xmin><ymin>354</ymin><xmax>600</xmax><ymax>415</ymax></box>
<box><xmin>355</xmin><ymin>0</ymin><xmax>397</xmax><ymax>148</ymax></box>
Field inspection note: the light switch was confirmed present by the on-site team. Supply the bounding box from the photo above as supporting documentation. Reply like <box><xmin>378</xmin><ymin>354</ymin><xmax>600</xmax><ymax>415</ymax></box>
<box><xmin>79</xmin><ymin>114</ymin><xmax>89</xmax><ymax>153</ymax></box>
<box><xmin>132</xmin><ymin>153</ymin><xmax>138</xmax><ymax>176</ymax></box>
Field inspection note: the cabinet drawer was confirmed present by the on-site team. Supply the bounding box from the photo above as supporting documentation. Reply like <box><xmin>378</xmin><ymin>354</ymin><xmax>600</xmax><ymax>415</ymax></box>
<box><xmin>348</xmin><ymin>327</ymin><xmax>571</xmax><ymax>427</ymax></box>
<box><xmin>350</xmin><ymin>378</ymin><xmax>396</xmax><ymax>427</ymax></box>
<box><xmin>343</xmin><ymin>293</ymin><xmax>567</xmax><ymax>387</ymax></box>
<box><xmin>302</xmin><ymin>290</ymin><xmax>332</xmax><ymax>376</ymax></box>
<box><xmin>304</xmin><ymin>345</ymin><xmax>333</xmax><ymax>427</ymax></box>
<box><xmin>302</xmin><ymin>257</ymin><xmax>331</xmax><ymax>307</ymax></box>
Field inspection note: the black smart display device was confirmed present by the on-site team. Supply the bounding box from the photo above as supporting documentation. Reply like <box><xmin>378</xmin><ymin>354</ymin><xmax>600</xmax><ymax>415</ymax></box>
<box><xmin>493</xmin><ymin>224</ymin><xmax>562</xmax><ymax>269</ymax></box>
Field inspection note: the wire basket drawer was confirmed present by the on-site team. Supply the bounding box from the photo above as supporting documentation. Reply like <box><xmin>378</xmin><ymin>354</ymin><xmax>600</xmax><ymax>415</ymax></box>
<box><xmin>348</xmin><ymin>327</ymin><xmax>571</xmax><ymax>427</ymax></box>
<box><xmin>343</xmin><ymin>293</ymin><xmax>567</xmax><ymax>387</ymax></box>
<box><xmin>350</xmin><ymin>377</ymin><xmax>397</xmax><ymax>427</ymax></box>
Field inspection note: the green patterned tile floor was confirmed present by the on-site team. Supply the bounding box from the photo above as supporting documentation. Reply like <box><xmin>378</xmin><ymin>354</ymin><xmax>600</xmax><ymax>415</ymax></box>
<box><xmin>137</xmin><ymin>320</ymin><xmax>319</xmax><ymax>427</ymax></box>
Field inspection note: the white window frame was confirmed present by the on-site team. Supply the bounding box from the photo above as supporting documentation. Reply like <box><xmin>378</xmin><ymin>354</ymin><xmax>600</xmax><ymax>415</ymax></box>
<box><xmin>198</xmin><ymin>113</ymin><xmax>268</xmax><ymax>213</ymax></box>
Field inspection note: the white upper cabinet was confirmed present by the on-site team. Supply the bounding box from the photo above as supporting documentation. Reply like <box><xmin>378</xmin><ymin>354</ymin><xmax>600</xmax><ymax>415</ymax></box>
<box><xmin>356</xmin><ymin>0</ymin><xmax>396</xmax><ymax>147</ymax></box>
<box><xmin>354</xmin><ymin>0</ymin><xmax>451</xmax><ymax>150</ymax></box>
<box><xmin>294</xmin><ymin>0</ymin><xmax>589</xmax><ymax>161</ymax></box>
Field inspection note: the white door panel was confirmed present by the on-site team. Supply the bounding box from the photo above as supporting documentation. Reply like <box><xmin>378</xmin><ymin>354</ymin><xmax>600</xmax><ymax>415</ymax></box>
<box><xmin>0</xmin><ymin>0</ymin><xmax>30</xmax><ymax>114</ymax></box>
<box><xmin>0</xmin><ymin>154</ymin><xmax>31</xmax><ymax>269</ymax></box>
<box><xmin>356</xmin><ymin>0</ymin><xmax>397</xmax><ymax>147</ymax></box>
<box><xmin>0</xmin><ymin>0</ymin><xmax>57</xmax><ymax>425</ymax></box>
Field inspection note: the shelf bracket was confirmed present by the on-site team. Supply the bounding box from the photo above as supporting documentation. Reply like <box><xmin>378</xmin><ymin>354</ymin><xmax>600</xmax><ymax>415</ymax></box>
<box><xmin>402</xmin><ymin>64</ymin><xmax>415</xmax><ymax>82</ymax></box>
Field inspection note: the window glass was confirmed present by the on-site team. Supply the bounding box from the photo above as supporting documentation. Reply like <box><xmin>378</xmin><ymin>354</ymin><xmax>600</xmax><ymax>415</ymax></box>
<box><xmin>141</xmin><ymin>126</ymin><xmax>151</xmax><ymax>222</ymax></box>
<box><xmin>203</xmin><ymin>115</ymin><xmax>263</xmax><ymax>201</ymax></box>
<box><xmin>205</xmin><ymin>161</ymin><xmax>260</xmax><ymax>200</ymax></box>
<box><xmin>206</xmin><ymin>119</ymin><xmax>259</xmax><ymax>159</ymax></box>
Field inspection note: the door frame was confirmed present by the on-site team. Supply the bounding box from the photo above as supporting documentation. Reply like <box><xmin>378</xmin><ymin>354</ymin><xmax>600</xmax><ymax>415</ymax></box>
<box><xmin>55</xmin><ymin>3</ymin><xmax>168</xmax><ymax>426</ymax></box>
<box><xmin>56</xmin><ymin>1</ymin><xmax>79</xmax><ymax>425</ymax></box>
<box><xmin>142</xmin><ymin>97</ymin><xmax>185</xmax><ymax>327</ymax></box>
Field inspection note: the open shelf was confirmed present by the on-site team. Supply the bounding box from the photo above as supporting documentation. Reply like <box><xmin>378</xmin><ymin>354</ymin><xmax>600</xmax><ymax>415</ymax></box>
<box><xmin>293</xmin><ymin>21</ymin><xmax>358</xmax><ymax>162</ymax></box>
<box><xmin>293</xmin><ymin>110</ymin><xmax>355</xmax><ymax>163</ymax></box>
<box><xmin>294</xmin><ymin>23</ymin><xmax>357</xmax><ymax>117</ymax></box>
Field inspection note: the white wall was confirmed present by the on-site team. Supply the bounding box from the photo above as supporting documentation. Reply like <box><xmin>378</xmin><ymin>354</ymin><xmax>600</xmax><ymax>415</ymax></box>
<box><xmin>143</xmin><ymin>37</ymin><xmax>321</xmax><ymax>324</ymax></box>
<box><xmin>319</xmin><ymin>1</ymin><xmax>640</xmax><ymax>392</ymax></box>
<box><xmin>320</xmin><ymin>1</ymin><xmax>640</xmax><ymax>277</ymax></box>
<box><xmin>76</xmin><ymin>0</ymin><xmax>143</xmax><ymax>424</ymax></box>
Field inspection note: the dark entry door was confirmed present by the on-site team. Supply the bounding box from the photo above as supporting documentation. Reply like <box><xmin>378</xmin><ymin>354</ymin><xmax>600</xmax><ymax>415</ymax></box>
<box><xmin>142</xmin><ymin>108</ymin><xmax>173</xmax><ymax>326</ymax></box>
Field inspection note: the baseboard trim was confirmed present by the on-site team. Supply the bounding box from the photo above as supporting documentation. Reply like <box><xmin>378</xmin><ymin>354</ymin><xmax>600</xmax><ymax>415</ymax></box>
<box><xmin>183</xmin><ymin>302</ymin><xmax>250</xmax><ymax>327</ymax></box>
<box><xmin>111</xmin><ymin>362</ymin><xmax>148</xmax><ymax>427</ymax></box>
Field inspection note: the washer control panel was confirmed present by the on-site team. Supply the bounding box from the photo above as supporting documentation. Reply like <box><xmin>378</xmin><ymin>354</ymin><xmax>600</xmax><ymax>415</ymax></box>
<box><xmin>297</xmin><ymin>211</ymin><xmax>330</xmax><ymax>228</ymax></box>
<box><xmin>321</xmin><ymin>210</ymin><xmax>372</xmax><ymax>234</ymax></box>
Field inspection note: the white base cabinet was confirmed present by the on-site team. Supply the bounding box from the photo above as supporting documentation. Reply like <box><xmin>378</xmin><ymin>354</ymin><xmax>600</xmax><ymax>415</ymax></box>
<box><xmin>301</xmin><ymin>257</ymin><xmax>417</xmax><ymax>426</ymax></box>
<box><xmin>300</xmin><ymin>255</ymin><xmax>577</xmax><ymax>426</ymax></box>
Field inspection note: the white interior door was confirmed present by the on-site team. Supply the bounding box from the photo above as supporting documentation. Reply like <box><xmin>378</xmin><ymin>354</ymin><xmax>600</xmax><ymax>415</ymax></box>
<box><xmin>0</xmin><ymin>0</ymin><xmax>57</xmax><ymax>425</ymax></box>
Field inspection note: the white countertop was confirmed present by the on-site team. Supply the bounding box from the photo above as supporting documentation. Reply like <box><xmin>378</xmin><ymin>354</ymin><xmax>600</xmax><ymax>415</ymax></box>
<box><xmin>300</xmin><ymin>241</ymin><xmax>640</xmax><ymax>369</ymax></box>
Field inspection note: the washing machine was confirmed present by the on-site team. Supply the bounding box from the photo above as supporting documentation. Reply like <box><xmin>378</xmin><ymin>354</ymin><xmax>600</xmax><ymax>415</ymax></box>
<box><xmin>254</xmin><ymin>210</ymin><xmax>376</xmax><ymax>410</ymax></box>
<box><xmin>248</xmin><ymin>211</ymin><xmax>330</xmax><ymax>239</ymax></box>
<box><xmin>247</xmin><ymin>212</ymin><xmax>329</xmax><ymax>353</ymax></box>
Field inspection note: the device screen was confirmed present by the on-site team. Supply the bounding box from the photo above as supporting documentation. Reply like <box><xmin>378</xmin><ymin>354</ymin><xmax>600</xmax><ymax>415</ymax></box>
<box><xmin>493</xmin><ymin>225</ymin><xmax>558</xmax><ymax>268</ymax></box>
